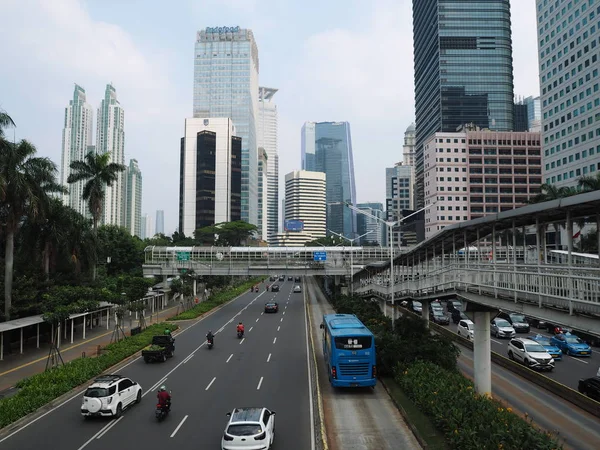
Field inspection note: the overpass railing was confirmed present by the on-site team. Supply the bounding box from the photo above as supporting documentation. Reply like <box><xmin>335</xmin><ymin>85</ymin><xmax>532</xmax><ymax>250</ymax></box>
<box><xmin>355</xmin><ymin>262</ymin><xmax>600</xmax><ymax>317</ymax></box>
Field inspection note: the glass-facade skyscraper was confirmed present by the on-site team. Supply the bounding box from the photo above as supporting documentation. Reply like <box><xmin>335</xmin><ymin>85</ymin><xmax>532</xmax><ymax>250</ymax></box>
<box><xmin>301</xmin><ymin>121</ymin><xmax>356</xmax><ymax>238</ymax></box>
<box><xmin>193</xmin><ymin>26</ymin><xmax>259</xmax><ymax>225</ymax></box>
<box><xmin>412</xmin><ymin>0</ymin><xmax>515</xmax><ymax>209</ymax></box>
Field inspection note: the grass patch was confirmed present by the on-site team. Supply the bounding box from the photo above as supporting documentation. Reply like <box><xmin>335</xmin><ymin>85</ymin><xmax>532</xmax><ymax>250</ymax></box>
<box><xmin>170</xmin><ymin>277</ymin><xmax>264</xmax><ymax>320</ymax></box>
<box><xmin>382</xmin><ymin>377</ymin><xmax>448</xmax><ymax>450</ymax></box>
<box><xmin>0</xmin><ymin>322</ymin><xmax>178</xmax><ymax>429</ymax></box>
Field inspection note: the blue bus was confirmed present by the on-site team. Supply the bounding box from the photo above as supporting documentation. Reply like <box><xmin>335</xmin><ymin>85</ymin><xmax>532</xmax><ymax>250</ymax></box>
<box><xmin>320</xmin><ymin>314</ymin><xmax>376</xmax><ymax>387</ymax></box>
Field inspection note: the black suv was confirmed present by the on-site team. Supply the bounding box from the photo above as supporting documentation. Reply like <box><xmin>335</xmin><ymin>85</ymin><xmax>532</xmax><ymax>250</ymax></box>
<box><xmin>278</xmin><ymin>275</ymin><xmax>285</xmax><ymax>281</ymax></box>
<box><xmin>579</xmin><ymin>377</ymin><xmax>600</xmax><ymax>401</ymax></box>
<box><xmin>271</xmin><ymin>284</ymin><xmax>280</xmax><ymax>292</ymax></box>
<box><xmin>294</xmin><ymin>276</ymin><xmax>301</xmax><ymax>282</ymax></box>
<box><xmin>496</xmin><ymin>311</ymin><xmax>530</xmax><ymax>333</ymax></box>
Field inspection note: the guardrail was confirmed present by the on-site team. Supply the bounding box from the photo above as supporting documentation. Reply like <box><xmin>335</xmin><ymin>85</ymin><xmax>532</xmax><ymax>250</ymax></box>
<box><xmin>397</xmin><ymin>306</ymin><xmax>600</xmax><ymax>419</ymax></box>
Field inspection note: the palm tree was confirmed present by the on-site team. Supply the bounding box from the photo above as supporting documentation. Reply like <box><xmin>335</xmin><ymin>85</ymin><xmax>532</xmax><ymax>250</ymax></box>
<box><xmin>67</xmin><ymin>151</ymin><xmax>125</xmax><ymax>279</ymax></box>
<box><xmin>577</xmin><ymin>174</ymin><xmax>600</xmax><ymax>192</ymax></box>
<box><xmin>528</xmin><ymin>183</ymin><xmax>579</xmax><ymax>204</ymax></box>
<box><xmin>0</xmin><ymin>111</ymin><xmax>16</xmax><ymax>202</ymax></box>
<box><xmin>1</xmin><ymin>139</ymin><xmax>65</xmax><ymax>321</ymax></box>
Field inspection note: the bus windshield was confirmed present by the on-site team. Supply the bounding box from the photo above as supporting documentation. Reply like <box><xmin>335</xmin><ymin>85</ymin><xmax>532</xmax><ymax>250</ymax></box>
<box><xmin>334</xmin><ymin>336</ymin><xmax>372</xmax><ymax>350</ymax></box>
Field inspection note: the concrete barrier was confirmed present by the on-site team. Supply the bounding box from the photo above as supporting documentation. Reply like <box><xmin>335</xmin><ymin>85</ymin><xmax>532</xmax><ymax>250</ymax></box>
<box><xmin>398</xmin><ymin>306</ymin><xmax>600</xmax><ymax>418</ymax></box>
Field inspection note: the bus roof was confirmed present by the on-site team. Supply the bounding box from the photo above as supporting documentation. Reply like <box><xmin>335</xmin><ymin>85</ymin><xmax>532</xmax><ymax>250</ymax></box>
<box><xmin>323</xmin><ymin>314</ymin><xmax>373</xmax><ymax>337</ymax></box>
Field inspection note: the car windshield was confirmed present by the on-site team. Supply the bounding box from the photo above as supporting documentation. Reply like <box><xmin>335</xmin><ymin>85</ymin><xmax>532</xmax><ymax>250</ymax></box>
<box><xmin>266</xmin><ymin>303</ymin><xmax>276</xmax><ymax>307</ymax></box>
<box><xmin>511</xmin><ymin>314</ymin><xmax>526</xmax><ymax>323</ymax></box>
<box><xmin>431</xmin><ymin>303</ymin><xmax>443</xmax><ymax>309</ymax></box>
<box><xmin>534</xmin><ymin>337</ymin><xmax>551</xmax><ymax>345</ymax></box>
<box><xmin>525</xmin><ymin>344</ymin><xmax>547</xmax><ymax>353</ymax></box>
<box><xmin>85</xmin><ymin>387</ymin><xmax>110</xmax><ymax>398</ymax></box>
<box><xmin>565</xmin><ymin>336</ymin><xmax>584</xmax><ymax>344</ymax></box>
<box><xmin>227</xmin><ymin>424</ymin><xmax>263</xmax><ymax>436</ymax></box>
<box><xmin>467</xmin><ymin>323</ymin><xmax>474</xmax><ymax>330</ymax></box>
<box><xmin>413</xmin><ymin>302</ymin><xmax>422</xmax><ymax>307</ymax></box>
<box><xmin>432</xmin><ymin>310</ymin><xmax>444</xmax><ymax>316</ymax></box>
<box><xmin>495</xmin><ymin>319</ymin><xmax>511</xmax><ymax>327</ymax></box>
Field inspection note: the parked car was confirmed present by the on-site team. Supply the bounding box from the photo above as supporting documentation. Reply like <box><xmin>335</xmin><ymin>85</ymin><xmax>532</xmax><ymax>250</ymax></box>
<box><xmin>430</xmin><ymin>309</ymin><xmax>450</xmax><ymax>325</ymax></box>
<box><xmin>578</xmin><ymin>377</ymin><xmax>600</xmax><ymax>401</ymax></box>
<box><xmin>528</xmin><ymin>334</ymin><xmax>562</xmax><ymax>360</ymax></box>
<box><xmin>507</xmin><ymin>338</ymin><xmax>555</xmax><ymax>371</ymax></box>
<box><xmin>457</xmin><ymin>319</ymin><xmax>475</xmax><ymax>340</ymax></box>
<box><xmin>221</xmin><ymin>407</ymin><xmax>276</xmax><ymax>450</ymax></box>
<box><xmin>271</xmin><ymin>284</ymin><xmax>280</xmax><ymax>292</ymax></box>
<box><xmin>550</xmin><ymin>333</ymin><xmax>592</xmax><ymax>356</ymax></box>
<box><xmin>490</xmin><ymin>318</ymin><xmax>516</xmax><ymax>339</ymax></box>
<box><xmin>496</xmin><ymin>311</ymin><xmax>530</xmax><ymax>333</ymax></box>
<box><xmin>81</xmin><ymin>375</ymin><xmax>142</xmax><ymax>418</ymax></box>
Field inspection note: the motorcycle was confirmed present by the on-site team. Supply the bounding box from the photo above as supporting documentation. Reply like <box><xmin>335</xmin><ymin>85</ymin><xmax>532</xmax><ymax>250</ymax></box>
<box><xmin>155</xmin><ymin>395</ymin><xmax>171</xmax><ymax>422</ymax></box>
<box><xmin>237</xmin><ymin>329</ymin><xmax>244</xmax><ymax>339</ymax></box>
<box><xmin>207</xmin><ymin>336</ymin><xmax>214</xmax><ymax>349</ymax></box>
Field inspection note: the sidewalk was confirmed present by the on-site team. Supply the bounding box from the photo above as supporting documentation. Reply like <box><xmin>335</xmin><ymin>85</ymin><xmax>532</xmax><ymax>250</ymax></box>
<box><xmin>0</xmin><ymin>298</ymin><xmax>184</xmax><ymax>395</ymax></box>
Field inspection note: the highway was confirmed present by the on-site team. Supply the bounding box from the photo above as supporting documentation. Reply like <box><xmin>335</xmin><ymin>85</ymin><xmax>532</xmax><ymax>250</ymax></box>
<box><xmin>0</xmin><ymin>279</ymin><xmax>313</xmax><ymax>450</ymax></box>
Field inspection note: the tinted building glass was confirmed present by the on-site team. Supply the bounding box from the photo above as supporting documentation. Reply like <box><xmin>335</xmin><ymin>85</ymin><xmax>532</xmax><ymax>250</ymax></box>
<box><xmin>196</xmin><ymin>131</ymin><xmax>217</xmax><ymax>228</ymax></box>
<box><xmin>231</xmin><ymin>136</ymin><xmax>242</xmax><ymax>222</ymax></box>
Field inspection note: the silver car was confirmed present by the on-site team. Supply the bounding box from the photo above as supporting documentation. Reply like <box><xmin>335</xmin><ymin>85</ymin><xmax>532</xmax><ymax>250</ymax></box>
<box><xmin>293</xmin><ymin>285</ymin><xmax>302</xmax><ymax>293</ymax></box>
<box><xmin>491</xmin><ymin>318</ymin><xmax>516</xmax><ymax>338</ymax></box>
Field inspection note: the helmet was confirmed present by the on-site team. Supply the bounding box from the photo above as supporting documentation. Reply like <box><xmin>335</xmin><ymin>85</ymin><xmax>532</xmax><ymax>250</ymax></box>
<box><xmin>239</xmin><ymin>322</ymin><xmax>242</xmax><ymax>325</ymax></box>
<box><xmin>160</xmin><ymin>385</ymin><xmax>166</xmax><ymax>391</ymax></box>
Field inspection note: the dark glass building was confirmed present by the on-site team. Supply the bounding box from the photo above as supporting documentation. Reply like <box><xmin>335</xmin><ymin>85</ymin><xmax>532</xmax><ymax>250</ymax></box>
<box><xmin>513</xmin><ymin>102</ymin><xmax>529</xmax><ymax>132</ymax></box>
<box><xmin>301</xmin><ymin>121</ymin><xmax>357</xmax><ymax>238</ymax></box>
<box><xmin>413</xmin><ymin>0</ymin><xmax>515</xmax><ymax>209</ymax></box>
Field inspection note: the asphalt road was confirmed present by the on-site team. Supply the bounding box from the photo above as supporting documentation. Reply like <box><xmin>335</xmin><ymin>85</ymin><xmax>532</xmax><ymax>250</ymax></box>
<box><xmin>0</xmin><ymin>279</ymin><xmax>313</xmax><ymax>450</ymax></box>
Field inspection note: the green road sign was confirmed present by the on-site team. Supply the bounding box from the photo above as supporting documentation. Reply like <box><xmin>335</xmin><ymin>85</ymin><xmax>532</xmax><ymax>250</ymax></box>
<box><xmin>177</xmin><ymin>252</ymin><xmax>190</xmax><ymax>261</ymax></box>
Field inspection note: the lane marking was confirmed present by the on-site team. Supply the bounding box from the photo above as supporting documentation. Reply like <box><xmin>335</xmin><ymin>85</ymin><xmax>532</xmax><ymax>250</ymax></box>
<box><xmin>283</xmin><ymin>311</ymin><xmax>286</xmax><ymax>315</ymax></box>
<box><xmin>183</xmin><ymin>355</ymin><xmax>194</xmax><ymax>364</ymax></box>
<box><xmin>149</xmin><ymin>377</ymin><xmax>168</xmax><ymax>393</ymax></box>
<box><xmin>491</xmin><ymin>338</ymin><xmax>502</xmax><ymax>345</ymax></box>
<box><xmin>570</xmin><ymin>356</ymin><xmax>589</xmax><ymax>364</ymax></box>
<box><xmin>267</xmin><ymin>353</ymin><xmax>271</xmax><ymax>362</ymax></box>
<box><xmin>239</xmin><ymin>338</ymin><xmax>245</xmax><ymax>345</ymax></box>
<box><xmin>95</xmin><ymin>416</ymin><xmax>123</xmax><ymax>440</ymax></box>
<box><xmin>273</xmin><ymin>337</ymin><xmax>277</xmax><ymax>344</ymax></box>
<box><xmin>261</xmin><ymin>312</ymin><xmax>264</xmax><ymax>315</ymax></box>
<box><xmin>249</xmin><ymin>326</ymin><xmax>253</xmax><ymax>332</ymax></box>
<box><xmin>256</xmin><ymin>318</ymin><xmax>260</xmax><ymax>322</ymax></box>
<box><xmin>280</xmin><ymin>318</ymin><xmax>284</xmax><ymax>322</ymax></box>
<box><xmin>170</xmin><ymin>415</ymin><xmax>189</xmax><ymax>438</ymax></box>
<box><xmin>226</xmin><ymin>354</ymin><xmax>233</xmax><ymax>363</ymax></box>
<box><xmin>76</xmin><ymin>419</ymin><xmax>116</xmax><ymax>450</ymax></box>
<box><xmin>304</xmin><ymin>281</ymin><xmax>317</xmax><ymax>450</ymax></box>
<box><xmin>277</xmin><ymin>326</ymin><xmax>280</xmax><ymax>332</ymax></box>
<box><xmin>205</xmin><ymin>377</ymin><xmax>216</xmax><ymax>390</ymax></box>
<box><xmin>257</xmin><ymin>376</ymin><xmax>264</xmax><ymax>390</ymax></box>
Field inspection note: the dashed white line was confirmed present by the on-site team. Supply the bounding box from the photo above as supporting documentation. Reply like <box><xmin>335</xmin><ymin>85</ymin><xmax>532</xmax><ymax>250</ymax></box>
<box><xmin>257</xmin><ymin>376</ymin><xmax>264</xmax><ymax>390</ymax></box>
<box><xmin>249</xmin><ymin>326</ymin><xmax>253</xmax><ymax>332</ymax></box>
<box><xmin>183</xmin><ymin>354</ymin><xmax>194</xmax><ymax>364</ymax></box>
<box><xmin>256</xmin><ymin>317</ymin><xmax>260</xmax><ymax>322</ymax></box>
<box><xmin>283</xmin><ymin>311</ymin><xmax>286</xmax><ymax>315</ymax></box>
<box><xmin>491</xmin><ymin>338</ymin><xmax>502</xmax><ymax>345</ymax></box>
<box><xmin>76</xmin><ymin>417</ymin><xmax>122</xmax><ymax>450</ymax></box>
<box><xmin>273</xmin><ymin>337</ymin><xmax>277</xmax><ymax>344</ymax></box>
<box><xmin>226</xmin><ymin>353</ymin><xmax>233</xmax><ymax>363</ymax></box>
<box><xmin>280</xmin><ymin>317</ymin><xmax>284</xmax><ymax>322</ymax></box>
<box><xmin>277</xmin><ymin>326</ymin><xmax>280</xmax><ymax>332</ymax></box>
<box><xmin>205</xmin><ymin>377</ymin><xmax>216</xmax><ymax>390</ymax></box>
<box><xmin>240</xmin><ymin>338</ymin><xmax>245</xmax><ymax>345</ymax></box>
<box><xmin>170</xmin><ymin>415</ymin><xmax>189</xmax><ymax>438</ymax></box>
<box><xmin>570</xmin><ymin>356</ymin><xmax>589</xmax><ymax>364</ymax></box>
<box><xmin>95</xmin><ymin>416</ymin><xmax>124</xmax><ymax>440</ymax></box>
<box><xmin>261</xmin><ymin>312</ymin><xmax>264</xmax><ymax>315</ymax></box>
<box><xmin>267</xmin><ymin>353</ymin><xmax>271</xmax><ymax>362</ymax></box>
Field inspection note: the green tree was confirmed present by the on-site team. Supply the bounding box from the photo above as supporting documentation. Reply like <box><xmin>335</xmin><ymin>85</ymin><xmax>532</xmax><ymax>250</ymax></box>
<box><xmin>528</xmin><ymin>183</ymin><xmax>579</xmax><ymax>204</ymax></box>
<box><xmin>196</xmin><ymin>221</ymin><xmax>258</xmax><ymax>246</ymax></box>
<box><xmin>67</xmin><ymin>151</ymin><xmax>126</xmax><ymax>279</ymax></box>
<box><xmin>96</xmin><ymin>225</ymin><xmax>145</xmax><ymax>276</ymax></box>
<box><xmin>1</xmin><ymin>135</ymin><xmax>64</xmax><ymax>320</ymax></box>
<box><xmin>578</xmin><ymin>173</ymin><xmax>600</xmax><ymax>192</ymax></box>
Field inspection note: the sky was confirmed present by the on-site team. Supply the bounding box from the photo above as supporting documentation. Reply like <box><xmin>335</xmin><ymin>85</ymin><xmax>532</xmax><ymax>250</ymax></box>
<box><xmin>0</xmin><ymin>0</ymin><xmax>540</xmax><ymax>235</ymax></box>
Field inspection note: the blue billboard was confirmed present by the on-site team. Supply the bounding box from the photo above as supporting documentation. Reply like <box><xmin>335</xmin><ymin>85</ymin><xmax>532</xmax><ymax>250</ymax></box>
<box><xmin>284</xmin><ymin>219</ymin><xmax>304</xmax><ymax>232</ymax></box>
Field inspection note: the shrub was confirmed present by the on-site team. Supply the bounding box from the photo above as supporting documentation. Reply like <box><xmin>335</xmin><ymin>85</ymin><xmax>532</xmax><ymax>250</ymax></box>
<box><xmin>171</xmin><ymin>277</ymin><xmax>263</xmax><ymax>320</ymax></box>
<box><xmin>395</xmin><ymin>361</ymin><xmax>562</xmax><ymax>450</ymax></box>
<box><xmin>0</xmin><ymin>322</ymin><xmax>178</xmax><ymax>429</ymax></box>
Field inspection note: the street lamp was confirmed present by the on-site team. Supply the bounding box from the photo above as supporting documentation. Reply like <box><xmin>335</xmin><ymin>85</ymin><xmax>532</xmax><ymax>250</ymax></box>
<box><xmin>328</xmin><ymin>229</ymin><xmax>374</xmax><ymax>295</ymax></box>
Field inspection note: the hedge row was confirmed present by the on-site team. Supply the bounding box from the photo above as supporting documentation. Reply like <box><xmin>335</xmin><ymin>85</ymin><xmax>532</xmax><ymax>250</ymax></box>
<box><xmin>170</xmin><ymin>277</ymin><xmax>264</xmax><ymax>320</ymax></box>
<box><xmin>0</xmin><ymin>322</ymin><xmax>178</xmax><ymax>429</ymax></box>
<box><xmin>395</xmin><ymin>361</ymin><xmax>562</xmax><ymax>450</ymax></box>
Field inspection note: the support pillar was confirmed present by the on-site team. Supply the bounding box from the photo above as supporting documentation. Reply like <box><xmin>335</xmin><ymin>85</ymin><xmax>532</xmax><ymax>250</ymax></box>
<box><xmin>421</xmin><ymin>299</ymin><xmax>430</xmax><ymax>329</ymax></box>
<box><xmin>0</xmin><ymin>332</ymin><xmax>3</xmax><ymax>361</ymax></box>
<box><xmin>193</xmin><ymin>279</ymin><xmax>197</xmax><ymax>297</ymax></box>
<box><xmin>597</xmin><ymin>214</ymin><xmax>600</xmax><ymax>268</ymax></box>
<box><xmin>57</xmin><ymin>324</ymin><xmax>61</xmax><ymax>349</ymax></box>
<box><xmin>20</xmin><ymin>327</ymin><xmax>24</xmax><ymax>354</ymax></box>
<box><xmin>567</xmin><ymin>210</ymin><xmax>574</xmax><ymax>312</ymax></box>
<box><xmin>512</xmin><ymin>220</ymin><xmax>518</xmax><ymax>302</ymax></box>
<box><xmin>71</xmin><ymin>319</ymin><xmax>74</xmax><ymax>344</ymax></box>
<box><xmin>473</xmin><ymin>311</ymin><xmax>491</xmax><ymax>396</ymax></box>
<box><xmin>83</xmin><ymin>316</ymin><xmax>87</xmax><ymax>340</ymax></box>
<box><xmin>37</xmin><ymin>323</ymin><xmax>40</xmax><ymax>349</ymax></box>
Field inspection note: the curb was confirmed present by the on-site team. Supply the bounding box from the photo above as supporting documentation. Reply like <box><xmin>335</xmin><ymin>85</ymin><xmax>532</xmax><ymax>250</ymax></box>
<box><xmin>0</xmin><ymin>282</ymin><xmax>257</xmax><ymax>438</ymax></box>
<box><xmin>379</xmin><ymin>378</ymin><xmax>429</xmax><ymax>450</ymax></box>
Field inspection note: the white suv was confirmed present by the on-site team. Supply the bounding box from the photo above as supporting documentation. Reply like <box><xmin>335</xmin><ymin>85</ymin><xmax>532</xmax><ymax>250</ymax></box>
<box><xmin>221</xmin><ymin>407</ymin><xmax>276</xmax><ymax>450</ymax></box>
<box><xmin>507</xmin><ymin>338</ymin><xmax>555</xmax><ymax>371</ymax></box>
<box><xmin>81</xmin><ymin>374</ymin><xmax>143</xmax><ymax>418</ymax></box>
<box><xmin>457</xmin><ymin>319</ymin><xmax>475</xmax><ymax>340</ymax></box>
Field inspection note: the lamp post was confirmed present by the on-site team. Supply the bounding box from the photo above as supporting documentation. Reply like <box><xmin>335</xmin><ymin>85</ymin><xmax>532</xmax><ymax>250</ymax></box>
<box><xmin>328</xmin><ymin>229</ymin><xmax>374</xmax><ymax>295</ymax></box>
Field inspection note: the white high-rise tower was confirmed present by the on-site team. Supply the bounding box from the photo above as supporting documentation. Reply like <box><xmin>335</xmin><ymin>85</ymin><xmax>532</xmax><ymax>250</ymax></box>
<box><xmin>60</xmin><ymin>84</ymin><xmax>94</xmax><ymax>216</ymax></box>
<box><xmin>258</xmin><ymin>87</ymin><xmax>279</xmax><ymax>243</ymax></box>
<box><xmin>96</xmin><ymin>84</ymin><xmax>125</xmax><ymax>226</ymax></box>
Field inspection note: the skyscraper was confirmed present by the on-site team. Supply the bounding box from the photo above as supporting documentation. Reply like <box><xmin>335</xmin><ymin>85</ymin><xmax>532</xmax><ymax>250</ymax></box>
<box><xmin>61</xmin><ymin>84</ymin><xmax>94</xmax><ymax>216</ymax></box>
<box><xmin>258</xmin><ymin>87</ymin><xmax>279</xmax><ymax>243</ymax></box>
<box><xmin>301</xmin><ymin>121</ymin><xmax>356</xmax><ymax>238</ymax></box>
<box><xmin>412</xmin><ymin>0</ymin><xmax>515</xmax><ymax>209</ymax></box>
<box><xmin>155</xmin><ymin>210</ymin><xmax>165</xmax><ymax>235</ymax></box>
<box><xmin>524</xmin><ymin>96</ymin><xmax>541</xmax><ymax>132</ymax></box>
<box><xmin>96</xmin><ymin>84</ymin><xmax>125</xmax><ymax>226</ymax></box>
<box><xmin>193</xmin><ymin>26</ymin><xmax>259</xmax><ymax>225</ymax></box>
<box><xmin>179</xmin><ymin>117</ymin><xmax>242</xmax><ymax>237</ymax></box>
<box><xmin>125</xmin><ymin>159</ymin><xmax>143</xmax><ymax>237</ymax></box>
<box><xmin>356</xmin><ymin>202</ymin><xmax>385</xmax><ymax>246</ymax></box>
<box><xmin>386</xmin><ymin>162</ymin><xmax>414</xmax><ymax>245</ymax></box>
<box><xmin>258</xmin><ymin>148</ymin><xmax>268</xmax><ymax>241</ymax></box>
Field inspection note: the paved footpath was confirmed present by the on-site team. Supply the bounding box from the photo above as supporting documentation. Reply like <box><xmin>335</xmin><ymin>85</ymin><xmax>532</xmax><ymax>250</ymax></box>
<box><xmin>0</xmin><ymin>299</ymin><xmax>184</xmax><ymax>395</ymax></box>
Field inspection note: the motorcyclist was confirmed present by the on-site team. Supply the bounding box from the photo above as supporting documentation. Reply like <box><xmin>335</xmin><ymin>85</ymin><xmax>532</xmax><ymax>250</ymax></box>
<box><xmin>157</xmin><ymin>386</ymin><xmax>171</xmax><ymax>411</ymax></box>
<box><xmin>164</xmin><ymin>328</ymin><xmax>172</xmax><ymax>337</ymax></box>
<box><xmin>237</xmin><ymin>322</ymin><xmax>244</xmax><ymax>335</ymax></box>
<box><xmin>206</xmin><ymin>330</ymin><xmax>214</xmax><ymax>342</ymax></box>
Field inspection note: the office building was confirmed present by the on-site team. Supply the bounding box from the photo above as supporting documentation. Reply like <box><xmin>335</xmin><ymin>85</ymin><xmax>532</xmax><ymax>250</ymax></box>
<box><xmin>386</xmin><ymin>163</ymin><xmax>415</xmax><ymax>245</ymax></box>
<box><xmin>193</xmin><ymin>26</ymin><xmax>259</xmax><ymax>225</ymax></box>
<box><xmin>524</xmin><ymin>96</ymin><xmax>541</xmax><ymax>132</ymax></box>
<box><xmin>179</xmin><ymin>118</ymin><xmax>242</xmax><ymax>237</ymax></box>
<box><xmin>258</xmin><ymin>87</ymin><xmax>279</xmax><ymax>243</ymax></box>
<box><xmin>141</xmin><ymin>213</ymin><xmax>153</xmax><ymax>239</ymax></box>
<box><xmin>536</xmin><ymin>1</ymin><xmax>600</xmax><ymax>187</ymax></box>
<box><xmin>96</xmin><ymin>84</ymin><xmax>125</xmax><ymax>227</ymax></box>
<box><xmin>413</xmin><ymin>0</ymin><xmax>515</xmax><ymax>210</ymax></box>
<box><xmin>356</xmin><ymin>203</ymin><xmax>385</xmax><ymax>246</ymax></box>
<box><xmin>423</xmin><ymin>129</ymin><xmax>541</xmax><ymax>239</ymax></box>
<box><xmin>301</xmin><ymin>121</ymin><xmax>356</xmax><ymax>237</ymax></box>
<box><xmin>140</xmin><ymin>214</ymin><xmax>147</xmax><ymax>239</ymax></box>
<box><xmin>60</xmin><ymin>84</ymin><xmax>94</xmax><ymax>216</ymax></box>
<box><xmin>271</xmin><ymin>170</ymin><xmax>326</xmax><ymax>246</ymax></box>
<box><xmin>513</xmin><ymin>102</ymin><xmax>529</xmax><ymax>132</ymax></box>
<box><xmin>258</xmin><ymin>148</ymin><xmax>268</xmax><ymax>241</ymax></box>
<box><xmin>155</xmin><ymin>210</ymin><xmax>164</xmax><ymax>235</ymax></box>
<box><xmin>125</xmin><ymin>159</ymin><xmax>143</xmax><ymax>237</ymax></box>
<box><xmin>403</xmin><ymin>123</ymin><xmax>416</xmax><ymax>166</ymax></box>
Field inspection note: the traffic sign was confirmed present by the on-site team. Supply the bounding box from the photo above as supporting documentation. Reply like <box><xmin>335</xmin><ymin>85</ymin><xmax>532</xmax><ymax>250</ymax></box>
<box><xmin>177</xmin><ymin>251</ymin><xmax>190</xmax><ymax>261</ymax></box>
<box><xmin>313</xmin><ymin>251</ymin><xmax>327</xmax><ymax>261</ymax></box>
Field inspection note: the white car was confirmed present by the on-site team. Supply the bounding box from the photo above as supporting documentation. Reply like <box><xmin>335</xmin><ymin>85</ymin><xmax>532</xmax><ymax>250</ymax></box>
<box><xmin>221</xmin><ymin>407</ymin><xmax>276</xmax><ymax>450</ymax></box>
<box><xmin>81</xmin><ymin>374</ymin><xmax>142</xmax><ymax>418</ymax></box>
<box><xmin>507</xmin><ymin>338</ymin><xmax>555</xmax><ymax>371</ymax></box>
<box><xmin>293</xmin><ymin>285</ymin><xmax>302</xmax><ymax>293</ymax></box>
<box><xmin>457</xmin><ymin>319</ymin><xmax>475</xmax><ymax>340</ymax></box>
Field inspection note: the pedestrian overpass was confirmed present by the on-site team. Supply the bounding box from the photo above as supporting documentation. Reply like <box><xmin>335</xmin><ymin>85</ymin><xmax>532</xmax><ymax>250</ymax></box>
<box><xmin>142</xmin><ymin>246</ymin><xmax>391</xmax><ymax>277</ymax></box>
<box><xmin>353</xmin><ymin>190</ymin><xmax>600</xmax><ymax>395</ymax></box>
